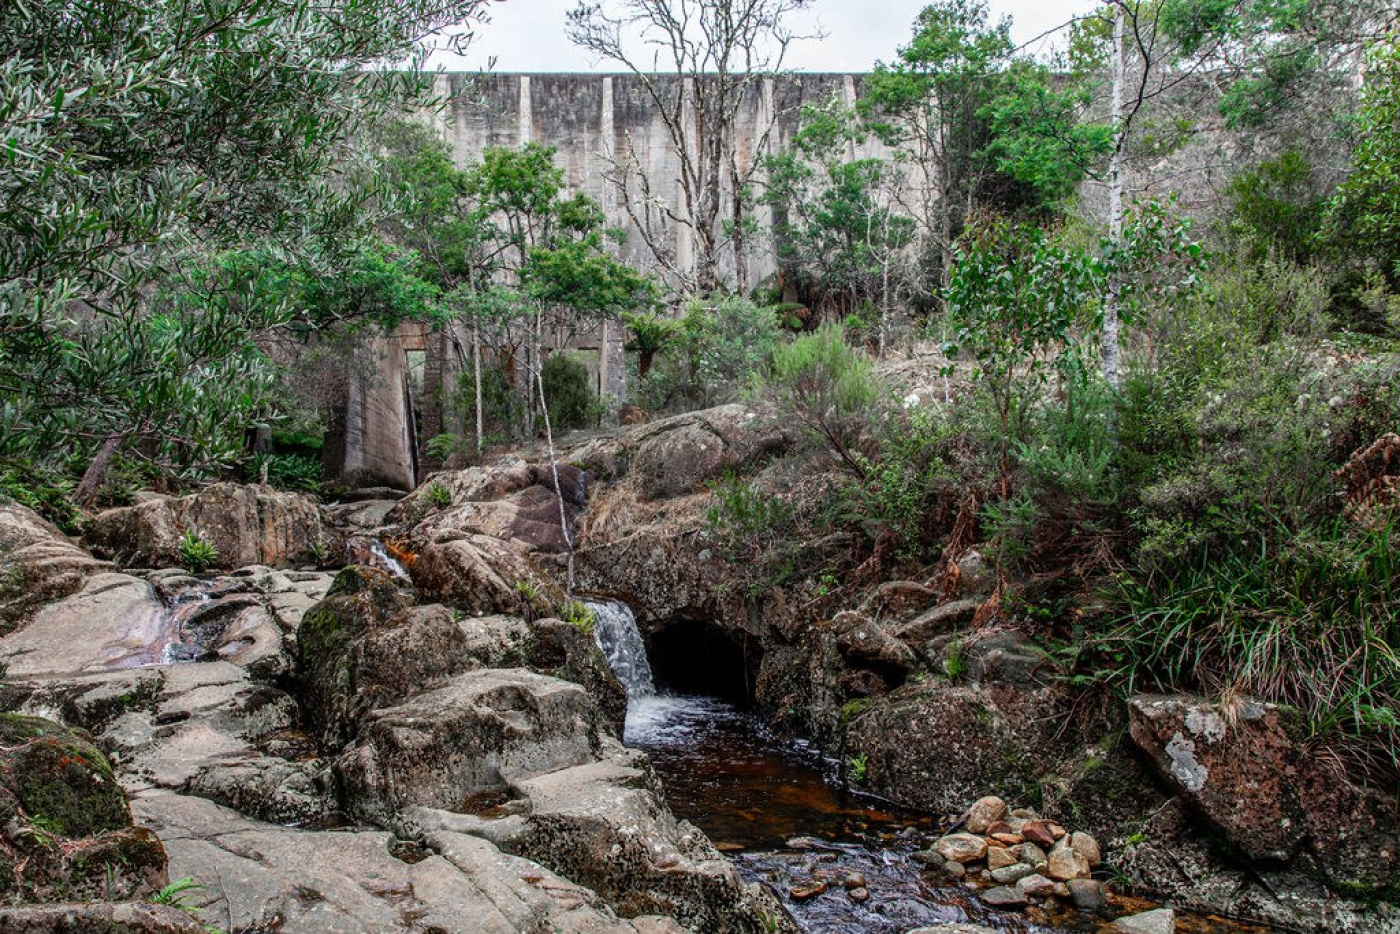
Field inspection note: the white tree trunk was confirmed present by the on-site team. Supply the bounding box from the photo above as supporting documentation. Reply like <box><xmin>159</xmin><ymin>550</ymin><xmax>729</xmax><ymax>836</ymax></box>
<box><xmin>1103</xmin><ymin>2</ymin><xmax>1127</xmax><ymax>390</ymax></box>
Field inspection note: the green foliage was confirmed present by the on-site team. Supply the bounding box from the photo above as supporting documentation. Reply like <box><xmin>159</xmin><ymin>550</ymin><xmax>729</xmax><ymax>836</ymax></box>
<box><xmin>251</xmin><ymin>453</ymin><xmax>323</xmax><ymax>494</ymax></box>
<box><xmin>1226</xmin><ymin>150</ymin><xmax>1326</xmax><ymax>264</ymax></box>
<box><xmin>1335</xmin><ymin>39</ymin><xmax>1400</xmax><ymax>283</ymax></box>
<box><xmin>178</xmin><ymin>531</ymin><xmax>218</xmax><ymax>576</ymax></box>
<box><xmin>847</xmin><ymin>752</ymin><xmax>870</xmax><ymax>785</ymax></box>
<box><xmin>642</xmin><ymin>296</ymin><xmax>781</xmax><ymax>411</ymax></box>
<box><xmin>767</xmin><ymin>324</ymin><xmax>879</xmax><ymax>475</ymax></box>
<box><xmin>621</xmin><ymin>311</ymin><xmax>681</xmax><ymax>380</ymax></box>
<box><xmin>541</xmin><ymin>353</ymin><xmax>601</xmax><ymax>432</ymax></box>
<box><xmin>424</xmin><ymin>481</ymin><xmax>452</xmax><ymax>508</ymax></box>
<box><xmin>706</xmin><ymin>471</ymin><xmax>795</xmax><ymax>555</ymax></box>
<box><xmin>845</xmin><ymin>406</ymin><xmax>958</xmax><ymax>557</ymax></box>
<box><xmin>0</xmin><ymin>469</ymin><xmax>81</xmax><ymax>533</ymax></box>
<box><xmin>559</xmin><ymin>599</ymin><xmax>598</xmax><ymax>635</ymax></box>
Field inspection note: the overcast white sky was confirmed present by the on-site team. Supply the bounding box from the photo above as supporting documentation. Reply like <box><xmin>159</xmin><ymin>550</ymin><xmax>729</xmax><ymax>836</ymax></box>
<box><xmin>434</xmin><ymin>1</ymin><xmax>1096</xmax><ymax>72</ymax></box>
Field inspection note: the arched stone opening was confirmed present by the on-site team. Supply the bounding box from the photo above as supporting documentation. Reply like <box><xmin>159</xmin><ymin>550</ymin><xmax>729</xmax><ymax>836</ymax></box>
<box><xmin>648</xmin><ymin>619</ymin><xmax>759</xmax><ymax>706</ymax></box>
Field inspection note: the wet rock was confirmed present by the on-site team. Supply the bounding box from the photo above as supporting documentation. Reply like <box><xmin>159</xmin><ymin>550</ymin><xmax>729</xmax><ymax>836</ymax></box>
<box><xmin>842</xmin><ymin>871</ymin><xmax>867</xmax><ymax>889</ymax></box>
<box><xmin>0</xmin><ymin>902</ymin><xmax>204</xmax><ymax>933</ymax></box>
<box><xmin>911</xmin><ymin>847</ymin><xmax>944</xmax><ymax>868</ymax></box>
<box><xmin>1068</xmin><ymin>878</ymin><xmax>1107</xmax><ymax>911</ymax></box>
<box><xmin>790</xmin><ymin>880</ymin><xmax>827</xmax><ymax>900</ymax></box>
<box><xmin>936</xmin><ymin>833</ymin><xmax>988</xmax><ymax>864</ymax></box>
<box><xmin>907</xmin><ymin>926</ymin><xmax>998</xmax><ymax>934</ymax></box>
<box><xmin>963</xmin><ymin>795</ymin><xmax>1008</xmax><ymax>834</ymax></box>
<box><xmin>0</xmin><ymin>572</ymin><xmax>169</xmax><ymax>677</ymax></box>
<box><xmin>981</xmin><ymin>885</ymin><xmax>1027</xmax><ymax>908</ymax></box>
<box><xmin>1113</xmin><ymin>908</ymin><xmax>1176</xmax><ymax>934</ymax></box>
<box><xmin>1016</xmin><ymin>873</ymin><xmax>1064</xmax><ymax>899</ymax></box>
<box><xmin>87</xmin><ymin>483</ymin><xmax>335</xmax><ymax>571</ymax></box>
<box><xmin>849</xmin><ymin>886</ymin><xmax>870</xmax><ymax>903</ymax></box>
<box><xmin>524</xmin><ymin>617</ymin><xmax>627</xmax><ymax>738</ymax></box>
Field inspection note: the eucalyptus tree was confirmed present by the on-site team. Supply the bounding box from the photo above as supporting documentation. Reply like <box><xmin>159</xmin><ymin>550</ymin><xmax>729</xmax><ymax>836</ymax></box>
<box><xmin>0</xmin><ymin>0</ymin><xmax>493</xmax><ymax>503</ymax></box>
<box><xmin>566</xmin><ymin>0</ymin><xmax>816</xmax><ymax>294</ymax></box>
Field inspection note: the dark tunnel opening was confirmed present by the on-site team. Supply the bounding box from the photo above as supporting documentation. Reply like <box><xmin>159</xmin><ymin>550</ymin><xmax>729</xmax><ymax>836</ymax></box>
<box><xmin>647</xmin><ymin>619</ymin><xmax>760</xmax><ymax>707</ymax></box>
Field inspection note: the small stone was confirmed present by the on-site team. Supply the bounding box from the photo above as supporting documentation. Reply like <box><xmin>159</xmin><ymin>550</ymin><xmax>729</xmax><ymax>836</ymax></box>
<box><xmin>1007</xmin><ymin>817</ymin><xmax>1028</xmax><ymax>833</ymax></box>
<box><xmin>912</xmin><ymin>848</ymin><xmax>945</xmax><ymax>868</ymax></box>
<box><xmin>943</xmin><ymin>859</ymin><xmax>967</xmax><ymax>880</ymax></box>
<box><xmin>1016</xmin><ymin>873</ymin><xmax>1062</xmax><ymax>899</ymax></box>
<box><xmin>990</xmin><ymin>863</ymin><xmax>1037</xmax><ymax>885</ymax></box>
<box><xmin>991</xmin><ymin>832</ymin><xmax>1023</xmax><ymax>846</ymax></box>
<box><xmin>1113</xmin><ymin>908</ymin><xmax>1176</xmax><ymax>934</ymax></box>
<box><xmin>981</xmin><ymin>885</ymin><xmax>1028</xmax><ymax>908</ymax></box>
<box><xmin>964</xmin><ymin>796</ymin><xmax>1009</xmax><ymax>834</ymax></box>
<box><xmin>987</xmin><ymin>847</ymin><xmax>1020</xmax><ymax>870</ymax></box>
<box><xmin>1071</xmin><ymin>831</ymin><xmax>1102</xmax><ymax>868</ymax></box>
<box><xmin>716</xmin><ymin>842</ymin><xmax>745</xmax><ymax>852</ymax></box>
<box><xmin>787</xmin><ymin>836</ymin><xmax>821</xmax><ymax>850</ymax></box>
<box><xmin>1010</xmin><ymin>808</ymin><xmax>1040</xmax><ymax>820</ymax></box>
<box><xmin>1046</xmin><ymin>845</ymin><xmax>1091</xmax><ymax>881</ymax></box>
<box><xmin>848</xmin><ymin>886</ymin><xmax>870</xmax><ymax>903</ymax></box>
<box><xmin>986</xmin><ymin>820</ymin><xmax>1014</xmax><ymax>836</ymax></box>
<box><xmin>936</xmin><ymin>832</ymin><xmax>989</xmax><ymax>864</ymax></box>
<box><xmin>790</xmin><ymin>880</ymin><xmax>828</xmax><ymax>900</ymax></box>
<box><xmin>843</xmin><ymin>872</ymin><xmax>867</xmax><ymax>889</ymax></box>
<box><xmin>1017</xmin><ymin>842</ymin><xmax>1048</xmax><ymax>868</ymax></box>
<box><xmin>1068</xmin><ymin>878</ymin><xmax>1107</xmax><ymax>910</ymax></box>
<box><xmin>1021</xmin><ymin>820</ymin><xmax>1057</xmax><ymax>847</ymax></box>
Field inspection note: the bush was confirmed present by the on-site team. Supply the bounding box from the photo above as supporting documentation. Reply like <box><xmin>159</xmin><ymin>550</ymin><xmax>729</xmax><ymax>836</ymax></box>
<box><xmin>541</xmin><ymin>353</ymin><xmax>599</xmax><ymax>432</ymax></box>
<box><xmin>178</xmin><ymin>530</ymin><xmax>218</xmax><ymax>574</ymax></box>
<box><xmin>639</xmin><ymin>296</ymin><xmax>782</xmax><ymax>411</ymax></box>
<box><xmin>446</xmin><ymin>363</ymin><xmax>525</xmax><ymax>446</ymax></box>
<box><xmin>767</xmin><ymin>323</ymin><xmax>879</xmax><ymax>474</ymax></box>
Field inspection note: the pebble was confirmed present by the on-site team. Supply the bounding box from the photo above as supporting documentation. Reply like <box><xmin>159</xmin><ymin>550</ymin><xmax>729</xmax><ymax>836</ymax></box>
<box><xmin>912</xmin><ymin>848</ymin><xmax>945</xmax><ymax>868</ymax></box>
<box><xmin>787</xmin><ymin>836</ymin><xmax>821</xmax><ymax>850</ymax></box>
<box><xmin>981</xmin><ymin>885</ymin><xmax>1028</xmax><ymax>908</ymax></box>
<box><xmin>848</xmin><ymin>886</ymin><xmax>870</xmax><ymax>903</ymax></box>
<box><xmin>1021</xmin><ymin>820</ymin><xmax>1058</xmax><ymax>847</ymax></box>
<box><xmin>1016</xmin><ymin>873</ymin><xmax>1064</xmax><ymax>899</ymax></box>
<box><xmin>1010</xmin><ymin>808</ymin><xmax>1040</xmax><ymax>820</ymax></box>
<box><xmin>1017</xmin><ymin>842</ymin><xmax>1048</xmax><ymax>868</ymax></box>
<box><xmin>1113</xmin><ymin>908</ymin><xmax>1176</xmax><ymax>934</ymax></box>
<box><xmin>985</xmin><ymin>820</ymin><xmax>1014</xmax><ymax>836</ymax></box>
<box><xmin>991</xmin><ymin>832</ymin><xmax>1023</xmax><ymax>846</ymax></box>
<box><xmin>943</xmin><ymin>860</ymin><xmax>967</xmax><ymax>880</ymax></box>
<box><xmin>989</xmin><ymin>862</ymin><xmax>1037</xmax><ymax>885</ymax></box>
<box><xmin>789</xmin><ymin>880</ymin><xmax>827</xmax><ymax>900</ymax></box>
<box><xmin>1071</xmin><ymin>830</ymin><xmax>1102</xmax><ymax>868</ymax></box>
<box><xmin>964</xmin><ymin>795</ymin><xmax>1009</xmax><ymax>834</ymax></box>
<box><xmin>843</xmin><ymin>871</ymin><xmax>866</xmax><ymax>889</ymax></box>
<box><xmin>1046</xmin><ymin>845</ymin><xmax>1091</xmax><ymax>881</ymax></box>
<box><xmin>987</xmin><ymin>847</ymin><xmax>1020</xmax><ymax>870</ymax></box>
<box><xmin>936</xmin><ymin>832</ymin><xmax>988</xmax><ymax>864</ymax></box>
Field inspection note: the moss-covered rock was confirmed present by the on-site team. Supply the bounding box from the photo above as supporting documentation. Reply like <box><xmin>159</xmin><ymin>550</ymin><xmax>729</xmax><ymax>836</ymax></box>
<box><xmin>0</xmin><ymin>715</ymin><xmax>167</xmax><ymax>905</ymax></box>
<box><xmin>0</xmin><ymin>714</ymin><xmax>129</xmax><ymax>837</ymax></box>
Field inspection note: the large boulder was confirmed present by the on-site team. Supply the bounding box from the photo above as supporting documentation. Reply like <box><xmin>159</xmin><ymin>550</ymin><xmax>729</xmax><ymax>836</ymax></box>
<box><xmin>0</xmin><ymin>715</ymin><xmax>168</xmax><ymax>905</ymax></box>
<box><xmin>618</xmin><ymin>405</ymin><xmax>790</xmax><ymax>502</ymax></box>
<box><xmin>390</xmin><ymin>461</ymin><xmax>589</xmax><ymax>554</ymax></box>
<box><xmin>845</xmin><ymin>681</ymin><xmax>1064</xmax><ymax>815</ymax></box>
<box><xmin>87</xmin><ymin>483</ymin><xmax>336</xmax><ymax>571</ymax></box>
<box><xmin>1129</xmin><ymin>694</ymin><xmax>1400</xmax><ymax>893</ymax></box>
<box><xmin>410</xmin><ymin>535</ymin><xmax>564</xmax><ymax>616</ymax></box>
<box><xmin>336</xmin><ymin>669</ymin><xmax>602</xmax><ymax>826</ymax></box>
<box><xmin>0</xmin><ymin>504</ymin><xmax>111</xmax><ymax>633</ymax></box>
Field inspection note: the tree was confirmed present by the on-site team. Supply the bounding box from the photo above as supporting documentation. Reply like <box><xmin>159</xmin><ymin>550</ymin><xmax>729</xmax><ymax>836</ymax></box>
<box><xmin>863</xmin><ymin>1</ymin><xmax>1111</xmax><ymax>285</ymax></box>
<box><xmin>0</xmin><ymin>0</ymin><xmax>493</xmax><ymax>501</ymax></box>
<box><xmin>1335</xmin><ymin>39</ymin><xmax>1400</xmax><ymax>282</ymax></box>
<box><xmin>566</xmin><ymin>0</ymin><xmax>815</xmax><ymax>294</ymax></box>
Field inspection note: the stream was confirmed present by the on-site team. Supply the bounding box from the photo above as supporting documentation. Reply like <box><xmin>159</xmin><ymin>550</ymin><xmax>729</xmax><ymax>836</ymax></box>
<box><xmin>588</xmin><ymin>600</ymin><xmax>1278</xmax><ymax>934</ymax></box>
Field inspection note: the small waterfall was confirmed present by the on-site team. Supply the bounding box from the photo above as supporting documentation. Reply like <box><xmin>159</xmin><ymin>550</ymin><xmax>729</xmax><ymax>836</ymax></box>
<box><xmin>586</xmin><ymin>600</ymin><xmax>656</xmax><ymax>699</ymax></box>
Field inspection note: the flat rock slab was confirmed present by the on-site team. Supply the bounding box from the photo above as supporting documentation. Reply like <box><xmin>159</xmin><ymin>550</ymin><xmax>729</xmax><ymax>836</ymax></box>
<box><xmin>0</xmin><ymin>572</ymin><xmax>169</xmax><ymax>676</ymax></box>
<box><xmin>133</xmin><ymin>790</ymin><xmax>678</xmax><ymax>934</ymax></box>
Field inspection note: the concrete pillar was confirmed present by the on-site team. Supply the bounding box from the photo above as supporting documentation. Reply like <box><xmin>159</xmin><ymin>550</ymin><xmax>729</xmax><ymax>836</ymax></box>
<box><xmin>519</xmin><ymin>75</ymin><xmax>533</xmax><ymax>145</ymax></box>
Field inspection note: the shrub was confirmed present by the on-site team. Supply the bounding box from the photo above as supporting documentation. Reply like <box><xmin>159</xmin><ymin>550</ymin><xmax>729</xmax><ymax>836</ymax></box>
<box><xmin>640</xmin><ymin>295</ymin><xmax>782</xmax><ymax>411</ymax></box>
<box><xmin>423</xmin><ymin>481</ymin><xmax>452</xmax><ymax>508</ymax></box>
<box><xmin>766</xmin><ymin>323</ymin><xmax>878</xmax><ymax>475</ymax></box>
<box><xmin>559</xmin><ymin>599</ymin><xmax>598</xmax><ymax>635</ymax></box>
<box><xmin>178</xmin><ymin>530</ymin><xmax>218</xmax><ymax>575</ymax></box>
<box><xmin>541</xmin><ymin>352</ymin><xmax>599</xmax><ymax>432</ymax></box>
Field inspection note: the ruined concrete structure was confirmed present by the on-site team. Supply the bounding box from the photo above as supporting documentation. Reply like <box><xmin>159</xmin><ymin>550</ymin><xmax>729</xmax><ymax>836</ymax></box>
<box><xmin>329</xmin><ymin>72</ymin><xmax>890</xmax><ymax>489</ymax></box>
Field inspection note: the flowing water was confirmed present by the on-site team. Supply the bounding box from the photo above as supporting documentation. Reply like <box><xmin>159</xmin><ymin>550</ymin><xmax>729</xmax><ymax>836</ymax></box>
<box><xmin>588</xmin><ymin>600</ymin><xmax>1277</xmax><ymax>934</ymax></box>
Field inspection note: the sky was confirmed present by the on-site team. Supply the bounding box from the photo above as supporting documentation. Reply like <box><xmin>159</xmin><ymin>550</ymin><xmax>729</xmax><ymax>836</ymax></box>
<box><xmin>433</xmin><ymin>1</ymin><xmax>1096</xmax><ymax>73</ymax></box>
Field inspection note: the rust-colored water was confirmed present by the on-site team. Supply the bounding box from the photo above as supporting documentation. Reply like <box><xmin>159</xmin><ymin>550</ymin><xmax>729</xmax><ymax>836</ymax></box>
<box><xmin>626</xmin><ymin>695</ymin><xmax>1276</xmax><ymax>934</ymax></box>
